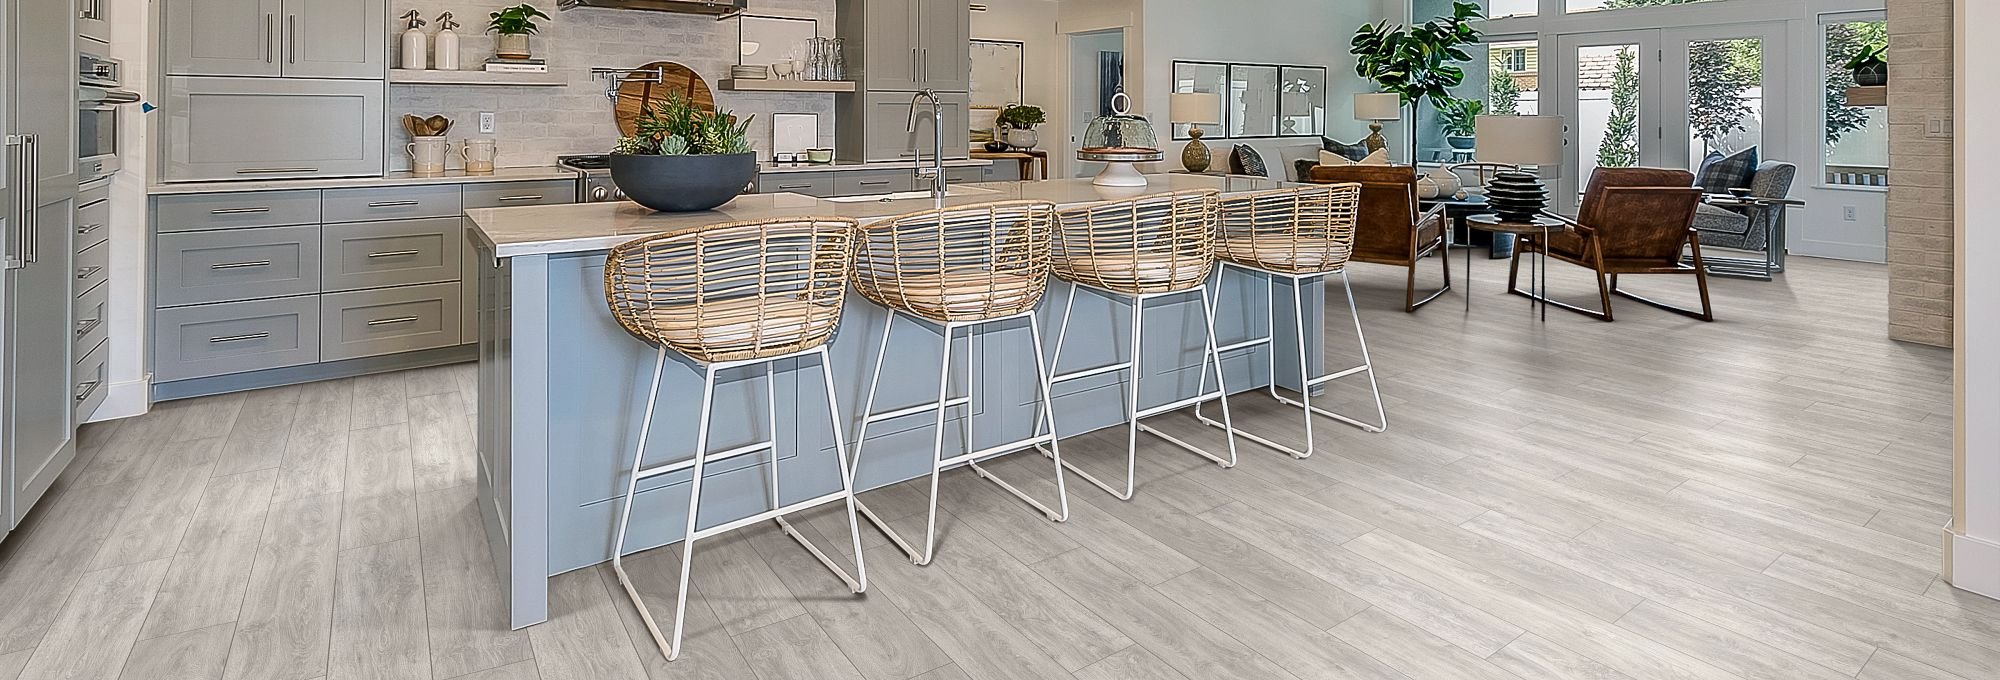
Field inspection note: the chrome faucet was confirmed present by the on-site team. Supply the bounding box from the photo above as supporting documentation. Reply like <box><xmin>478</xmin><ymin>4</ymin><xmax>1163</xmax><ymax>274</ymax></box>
<box><xmin>907</xmin><ymin>89</ymin><xmax>947</xmax><ymax>199</ymax></box>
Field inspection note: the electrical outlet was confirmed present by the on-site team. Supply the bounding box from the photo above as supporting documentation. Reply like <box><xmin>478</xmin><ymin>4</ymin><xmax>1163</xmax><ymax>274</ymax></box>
<box><xmin>1843</xmin><ymin>205</ymin><xmax>1857</xmax><ymax>221</ymax></box>
<box><xmin>479</xmin><ymin>112</ymin><xmax>496</xmax><ymax>134</ymax></box>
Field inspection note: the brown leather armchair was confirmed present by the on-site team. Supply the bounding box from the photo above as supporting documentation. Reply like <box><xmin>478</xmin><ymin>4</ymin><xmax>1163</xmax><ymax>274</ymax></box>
<box><xmin>1306</xmin><ymin>165</ymin><xmax>1451</xmax><ymax>311</ymax></box>
<box><xmin>1512</xmin><ymin>167</ymin><xmax>1712</xmax><ymax>322</ymax></box>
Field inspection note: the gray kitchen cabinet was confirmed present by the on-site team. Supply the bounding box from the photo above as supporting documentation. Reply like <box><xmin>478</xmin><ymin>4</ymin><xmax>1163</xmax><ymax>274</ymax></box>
<box><xmin>5</xmin><ymin>0</ymin><xmax>81</xmax><ymax>535</ymax></box>
<box><xmin>944</xmin><ymin>166</ymin><xmax>984</xmax><ymax>185</ymax></box>
<box><xmin>917</xmin><ymin>0</ymin><xmax>971</xmax><ymax>92</ymax></box>
<box><xmin>165</xmin><ymin>0</ymin><xmax>382</xmax><ymax>79</ymax></box>
<box><xmin>320</xmin><ymin>217</ymin><xmax>460</xmax><ymax>292</ymax></box>
<box><xmin>760</xmin><ymin>174</ymin><xmax>836</xmax><ymax>197</ymax></box>
<box><xmin>164</xmin><ymin>0</ymin><xmax>282</xmax><ymax>77</ymax></box>
<box><xmin>162</xmin><ymin>76</ymin><xmax>385</xmax><ymax>182</ymax></box>
<box><xmin>320</xmin><ymin>282</ymin><xmax>460</xmax><ymax>361</ymax></box>
<box><xmin>852</xmin><ymin>90</ymin><xmax>969</xmax><ymax>163</ymax></box>
<box><xmin>282</xmin><ymin>0</ymin><xmax>386</xmax><ymax>79</ymax></box>
<box><xmin>154</xmin><ymin>296</ymin><xmax>322</xmax><ymax>382</ymax></box>
<box><xmin>833</xmin><ymin>169</ymin><xmax>915</xmax><ymax>196</ymax></box>
<box><xmin>156</xmin><ymin>224</ymin><xmax>322</xmax><ymax>307</ymax></box>
<box><xmin>841</xmin><ymin>0</ymin><xmax>919</xmax><ymax>91</ymax></box>
<box><xmin>78</xmin><ymin>0</ymin><xmax>110</xmax><ymax>45</ymax></box>
<box><xmin>156</xmin><ymin>189</ymin><xmax>321</xmax><ymax>231</ymax></box>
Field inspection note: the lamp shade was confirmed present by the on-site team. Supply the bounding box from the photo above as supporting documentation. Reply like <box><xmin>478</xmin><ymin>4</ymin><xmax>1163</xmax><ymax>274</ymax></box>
<box><xmin>1476</xmin><ymin>115</ymin><xmax>1565</xmax><ymax>166</ymax></box>
<box><xmin>1352</xmin><ymin>92</ymin><xmax>1402</xmax><ymax>121</ymax></box>
<box><xmin>1169</xmin><ymin>92</ymin><xmax>1220</xmax><ymax>125</ymax></box>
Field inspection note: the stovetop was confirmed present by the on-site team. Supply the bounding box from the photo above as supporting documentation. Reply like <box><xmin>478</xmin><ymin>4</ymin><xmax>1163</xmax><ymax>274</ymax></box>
<box><xmin>557</xmin><ymin>154</ymin><xmax>611</xmax><ymax>173</ymax></box>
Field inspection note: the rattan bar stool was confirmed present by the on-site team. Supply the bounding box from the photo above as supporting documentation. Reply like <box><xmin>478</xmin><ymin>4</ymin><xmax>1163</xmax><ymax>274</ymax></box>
<box><xmin>1039</xmin><ymin>190</ymin><xmax>1238</xmax><ymax>500</ymax></box>
<box><xmin>849</xmin><ymin>200</ymin><xmax>1069</xmax><ymax>565</ymax></box>
<box><xmin>603</xmin><ymin>217</ymin><xmax>868</xmax><ymax>661</ymax></box>
<box><xmin>1198</xmin><ymin>183</ymin><xmax>1387</xmax><ymax>459</ymax></box>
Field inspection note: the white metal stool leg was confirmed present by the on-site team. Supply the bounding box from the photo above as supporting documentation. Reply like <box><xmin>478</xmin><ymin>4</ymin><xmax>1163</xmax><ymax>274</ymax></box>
<box><xmin>611</xmin><ymin>346</ymin><xmax>675</xmax><ymax>659</ymax></box>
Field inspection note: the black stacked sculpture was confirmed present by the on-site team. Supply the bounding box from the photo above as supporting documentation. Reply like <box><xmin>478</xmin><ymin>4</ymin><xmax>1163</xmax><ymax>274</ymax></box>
<box><xmin>1484</xmin><ymin>170</ymin><xmax>1549</xmax><ymax>223</ymax></box>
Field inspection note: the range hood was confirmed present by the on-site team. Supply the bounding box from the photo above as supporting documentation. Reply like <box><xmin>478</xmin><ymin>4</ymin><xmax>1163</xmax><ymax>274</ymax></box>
<box><xmin>556</xmin><ymin>0</ymin><xmax>745</xmax><ymax>16</ymax></box>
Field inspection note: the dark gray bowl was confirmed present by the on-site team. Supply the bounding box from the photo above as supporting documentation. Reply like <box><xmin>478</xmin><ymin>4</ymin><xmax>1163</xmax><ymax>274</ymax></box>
<box><xmin>609</xmin><ymin>152</ymin><xmax>757</xmax><ymax>212</ymax></box>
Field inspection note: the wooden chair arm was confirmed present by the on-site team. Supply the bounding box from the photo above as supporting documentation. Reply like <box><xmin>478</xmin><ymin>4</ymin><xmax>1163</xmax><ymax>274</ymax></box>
<box><xmin>1540</xmin><ymin>210</ymin><xmax>1591</xmax><ymax>237</ymax></box>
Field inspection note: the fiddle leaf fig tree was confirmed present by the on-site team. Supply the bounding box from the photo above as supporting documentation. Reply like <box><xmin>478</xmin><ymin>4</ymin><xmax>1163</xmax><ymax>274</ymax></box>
<box><xmin>1349</xmin><ymin>1</ymin><xmax>1485</xmax><ymax>112</ymax></box>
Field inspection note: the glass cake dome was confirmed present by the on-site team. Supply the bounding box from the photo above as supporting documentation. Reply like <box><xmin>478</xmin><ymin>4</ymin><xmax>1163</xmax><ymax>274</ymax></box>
<box><xmin>1077</xmin><ymin>92</ymin><xmax>1164</xmax><ymax>163</ymax></box>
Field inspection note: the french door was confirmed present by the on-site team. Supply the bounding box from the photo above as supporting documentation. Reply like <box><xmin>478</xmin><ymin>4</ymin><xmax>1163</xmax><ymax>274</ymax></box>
<box><xmin>1551</xmin><ymin>23</ymin><xmax>1788</xmax><ymax>212</ymax></box>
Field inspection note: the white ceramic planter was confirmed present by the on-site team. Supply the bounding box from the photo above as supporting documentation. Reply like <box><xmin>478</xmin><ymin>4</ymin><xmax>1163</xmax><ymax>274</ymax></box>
<box><xmin>495</xmin><ymin>33</ymin><xmax>532</xmax><ymax>60</ymax></box>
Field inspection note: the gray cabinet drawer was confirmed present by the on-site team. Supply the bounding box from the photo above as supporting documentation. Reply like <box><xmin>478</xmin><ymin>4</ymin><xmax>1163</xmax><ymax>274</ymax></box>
<box><xmin>74</xmin><ymin>282</ymin><xmax>109</xmax><ymax>359</ymax></box>
<box><xmin>761</xmin><ymin>174</ymin><xmax>836</xmax><ymax>197</ymax></box>
<box><xmin>462</xmin><ymin>180</ymin><xmax>576</xmax><ymax>209</ymax></box>
<box><xmin>75</xmin><ymin>240</ymin><xmax>109</xmax><ymax>295</ymax></box>
<box><xmin>321</xmin><ymin>217</ymin><xmax>461</xmax><ymax>292</ymax></box>
<box><xmin>323</xmin><ymin>185</ymin><xmax>462</xmax><ymax>223</ymax></box>
<box><xmin>75</xmin><ymin>340</ymin><xmax>109</xmax><ymax>422</ymax></box>
<box><xmin>157</xmin><ymin>225</ymin><xmax>322</xmax><ymax>307</ymax></box>
<box><xmin>157</xmin><ymin>190</ymin><xmax>322</xmax><ymax>232</ymax></box>
<box><xmin>155</xmin><ymin>296</ymin><xmax>321</xmax><ymax>382</ymax></box>
<box><xmin>834</xmin><ymin>170</ymin><xmax>915</xmax><ymax>196</ymax></box>
<box><xmin>161</xmin><ymin>76</ymin><xmax>386</xmax><ymax>182</ymax></box>
<box><xmin>944</xmin><ymin>166</ymin><xmax>985</xmax><ymax>184</ymax></box>
<box><xmin>75</xmin><ymin>196</ymin><xmax>110</xmax><ymax>252</ymax></box>
<box><xmin>320</xmin><ymin>282</ymin><xmax>462</xmax><ymax>361</ymax></box>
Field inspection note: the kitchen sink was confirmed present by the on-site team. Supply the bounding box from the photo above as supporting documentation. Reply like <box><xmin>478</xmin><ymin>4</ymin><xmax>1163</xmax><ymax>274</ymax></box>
<box><xmin>821</xmin><ymin>186</ymin><xmax>1002</xmax><ymax>203</ymax></box>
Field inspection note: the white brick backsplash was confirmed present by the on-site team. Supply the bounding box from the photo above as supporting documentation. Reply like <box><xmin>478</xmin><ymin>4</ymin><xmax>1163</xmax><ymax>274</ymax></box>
<box><xmin>387</xmin><ymin>1</ymin><xmax>837</xmax><ymax>170</ymax></box>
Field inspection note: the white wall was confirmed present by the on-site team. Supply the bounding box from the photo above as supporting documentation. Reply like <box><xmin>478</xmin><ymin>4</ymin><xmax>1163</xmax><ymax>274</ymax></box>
<box><xmin>1948</xmin><ymin>0</ymin><xmax>2000</xmax><ymax>600</ymax></box>
<box><xmin>973</xmin><ymin>0</ymin><xmax>1062</xmax><ymax>172</ymax></box>
<box><xmin>97</xmin><ymin>0</ymin><xmax>150</xmax><ymax>420</ymax></box>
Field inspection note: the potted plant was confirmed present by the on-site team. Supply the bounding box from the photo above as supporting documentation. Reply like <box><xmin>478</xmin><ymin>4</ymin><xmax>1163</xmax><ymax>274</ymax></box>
<box><xmin>1350</xmin><ymin>1</ymin><xmax>1484</xmax><ymax>160</ymax></box>
<box><xmin>487</xmin><ymin>4</ymin><xmax>550</xmax><ymax>60</ymax></box>
<box><xmin>997</xmin><ymin>104</ymin><xmax>1046</xmax><ymax>150</ymax></box>
<box><xmin>1438</xmin><ymin>98</ymin><xmax>1482</xmax><ymax>150</ymax></box>
<box><xmin>1846</xmin><ymin>44</ymin><xmax>1888</xmax><ymax>87</ymax></box>
<box><xmin>610</xmin><ymin>95</ymin><xmax>757</xmax><ymax>212</ymax></box>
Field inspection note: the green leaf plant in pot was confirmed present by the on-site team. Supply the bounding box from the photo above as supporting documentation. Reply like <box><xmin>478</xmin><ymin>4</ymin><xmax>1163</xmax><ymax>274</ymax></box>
<box><xmin>1350</xmin><ymin>0</ymin><xmax>1485</xmax><ymax>163</ymax></box>
<box><xmin>1846</xmin><ymin>44</ymin><xmax>1887</xmax><ymax>87</ymax></box>
<box><xmin>488</xmin><ymin>4</ymin><xmax>550</xmax><ymax>60</ymax></box>
<box><xmin>611</xmin><ymin>95</ymin><xmax>757</xmax><ymax>212</ymax></box>
<box><xmin>1438</xmin><ymin>98</ymin><xmax>1482</xmax><ymax>150</ymax></box>
<box><xmin>997</xmin><ymin>104</ymin><xmax>1046</xmax><ymax>150</ymax></box>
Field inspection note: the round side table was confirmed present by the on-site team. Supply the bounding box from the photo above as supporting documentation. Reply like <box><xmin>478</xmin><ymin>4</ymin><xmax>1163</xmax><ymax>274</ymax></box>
<box><xmin>1466</xmin><ymin>214</ymin><xmax>1567</xmax><ymax>321</ymax></box>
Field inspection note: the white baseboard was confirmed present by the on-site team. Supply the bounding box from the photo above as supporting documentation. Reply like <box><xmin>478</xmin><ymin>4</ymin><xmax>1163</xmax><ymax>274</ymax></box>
<box><xmin>86</xmin><ymin>378</ymin><xmax>150</xmax><ymax>423</ymax></box>
<box><xmin>1946</xmin><ymin>525</ymin><xmax>2000</xmax><ymax>600</ymax></box>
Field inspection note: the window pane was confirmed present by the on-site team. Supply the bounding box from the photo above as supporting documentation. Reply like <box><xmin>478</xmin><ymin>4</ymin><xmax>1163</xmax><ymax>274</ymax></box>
<box><xmin>1686</xmin><ymin>38</ymin><xmax>1763</xmax><ymax>171</ymax></box>
<box><xmin>1567</xmin><ymin>0</ymin><xmax>1719</xmax><ymax>15</ymax></box>
<box><xmin>1489</xmin><ymin>0</ymin><xmax>1536</xmax><ymax>19</ymax></box>
<box><xmin>1414</xmin><ymin>39</ymin><xmax>1539</xmax><ymax>163</ymax></box>
<box><xmin>1824</xmin><ymin>20</ymin><xmax>1888</xmax><ymax>187</ymax></box>
<box><xmin>1578</xmin><ymin>44</ymin><xmax>1642</xmax><ymax>192</ymax></box>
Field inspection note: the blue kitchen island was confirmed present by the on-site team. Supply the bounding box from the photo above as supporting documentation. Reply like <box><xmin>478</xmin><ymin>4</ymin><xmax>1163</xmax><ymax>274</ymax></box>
<box><xmin>465</xmin><ymin>174</ymin><xmax>1333</xmax><ymax>628</ymax></box>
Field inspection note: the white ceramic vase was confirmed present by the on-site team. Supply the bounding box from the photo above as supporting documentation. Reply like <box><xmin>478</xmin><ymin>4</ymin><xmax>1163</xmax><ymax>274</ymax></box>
<box><xmin>495</xmin><ymin>33</ymin><xmax>531</xmax><ymax>60</ymax></box>
<box><xmin>1004</xmin><ymin>127</ymin><xmax>1039</xmax><ymax>150</ymax></box>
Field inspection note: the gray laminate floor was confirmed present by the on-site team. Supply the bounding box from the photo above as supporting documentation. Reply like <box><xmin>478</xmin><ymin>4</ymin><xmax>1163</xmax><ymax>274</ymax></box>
<box><xmin>0</xmin><ymin>253</ymin><xmax>1977</xmax><ymax>680</ymax></box>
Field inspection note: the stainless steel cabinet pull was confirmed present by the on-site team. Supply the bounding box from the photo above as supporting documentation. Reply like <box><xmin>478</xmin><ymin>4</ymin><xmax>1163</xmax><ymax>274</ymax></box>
<box><xmin>76</xmin><ymin>266</ymin><xmax>103</xmax><ymax>280</ymax></box>
<box><xmin>210</xmin><ymin>260</ymin><xmax>272</xmax><ymax>270</ymax></box>
<box><xmin>367</xmin><ymin>316</ymin><xmax>420</xmax><ymax>326</ymax></box>
<box><xmin>287</xmin><ymin>15</ymin><xmax>298</xmax><ymax>64</ymax></box>
<box><xmin>777</xmin><ymin>184</ymin><xmax>813</xmax><ymax>190</ymax></box>
<box><xmin>4</xmin><ymin>135</ymin><xmax>23</xmax><ymax>270</ymax></box>
<box><xmin>236</xmin><ymin>167</ymin><xmax>317</xmax><ymax>175</ymax></box>
<box><xmin>497</xmin><ymin>195</ymin><xmax>544</xmax><ymax>202</ymax></box>
<box><xmin>77</xmin><ymin>222</ymin><xmax>106</xmax><ymax>234</ymax></box>
<box><xmin>367</xmin><ymin>200</ymin><xmax>422</xmax><ymax>208</ymax></box>
<box><xmin>367</xmin><ymin>249</ymin><xmax>420</xmax><ymax>258</ymax></box>
<box><xmin>75</xmin><ymin>380</ymin><xmax>100</xmax><ymax>402</ymax></box>
<box><xmin>75</xmin><ymin>317</ymin><xmax>101</xmax><ymax>338</ymax></box>
<box><xmin>265</xmin><ymin>14</ymin><xmax>275</xmax><ymax>63</ymax></box>
<box><xmin>209</xmin><ymin>206</ymin><xmax>272</xmax><ymax>215</ymax></box>
<box><xmin>23</xmin><ymin>136</ymin><xmax>37</xmax><ymax>264</ymax></box>
<box><xmin>209</xmin><ymin>332</ymin><xmax>270</xmax><ymax>344</ymax></box>
<box><xmin>860</xmin><ymin>180</ymin><xmax>890</xmax><ymax>186</ymax></box>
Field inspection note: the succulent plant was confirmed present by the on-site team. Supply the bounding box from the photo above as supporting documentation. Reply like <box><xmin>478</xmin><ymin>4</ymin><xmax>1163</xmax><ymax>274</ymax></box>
<box><xmin>621</xmin><ymin>94</ymin><xmax>754</xmax><ymax>156</ymax></box>
<box><xmin>659</xmin><ymin>134</ymin><xmax>690</xmax><ymax>156</ymax></box>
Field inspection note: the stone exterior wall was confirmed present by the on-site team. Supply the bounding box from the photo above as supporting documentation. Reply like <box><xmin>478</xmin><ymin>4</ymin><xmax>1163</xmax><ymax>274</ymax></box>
<box><xmin>1886</xmin><ymin>0</ymin><xmax>1955</xmax><ymax>347</ymax></box>
<box><xmin>387</xmin><ymin>1</ymin><xmax>837</xmax><ymax>171</ymax></box>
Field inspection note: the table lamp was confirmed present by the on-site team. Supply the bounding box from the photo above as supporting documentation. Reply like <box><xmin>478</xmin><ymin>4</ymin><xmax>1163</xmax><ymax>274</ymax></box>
<box><xmin>1475</xmin><ymin>114</ymin><xmax>1565</xmax><ymax>222</ymax></box>
<box><xmin>1170</xmin><ymin>92</ymin><xmax>1221</xmax><ymax>173</ymax></box>
<box><xmin>1352</xmin><ymin>92</ymin><xmax>1402</xmax><ymax>155</ymax></box>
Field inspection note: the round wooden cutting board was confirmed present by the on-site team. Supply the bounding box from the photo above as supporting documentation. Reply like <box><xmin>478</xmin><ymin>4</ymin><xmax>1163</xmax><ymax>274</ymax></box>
<box><xmin>613</xmin><ymin>61</ymin><xmax>716</xmax><ymax>137</ymax></box>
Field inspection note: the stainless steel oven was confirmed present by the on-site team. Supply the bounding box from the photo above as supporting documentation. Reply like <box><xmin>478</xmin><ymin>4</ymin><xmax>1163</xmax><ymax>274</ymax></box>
<box><xmin>78</xmin><ymin>52</ymin><xmax>137</xmax><ymax>184</ymax></box>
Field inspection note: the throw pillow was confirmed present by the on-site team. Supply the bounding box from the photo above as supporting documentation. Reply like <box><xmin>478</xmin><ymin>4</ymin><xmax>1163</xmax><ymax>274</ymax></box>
<box><xmin>1321</xmin><ymin>137</ymin><xmax>1371</xmax><ymax>162</ymax></box>
<box><xmin>1230</xmin><ymin>145</ymin><xmax>1269</xmax><ymax>178</ymax></box>
<box><xmin>1317</xmin><ymin>148</ymin><xmax>1390</xmax><ymax>167</ymax></box>
<box><xmin>1696</xmin><ymin>147</ymin><xmax>1758</xmax><ymax>194</ymax></box>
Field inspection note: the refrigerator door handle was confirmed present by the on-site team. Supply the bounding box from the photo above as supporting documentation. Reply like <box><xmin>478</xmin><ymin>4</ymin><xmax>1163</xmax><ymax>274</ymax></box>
<box><xmin>24</xmin><ymin>135</ymin><xmax>38</xmax><ymax>265</ymax></box>
<box><xmin>4</xmin><ymin>135</ymin><xmax>23</xmax><ymax>270</ymax></box>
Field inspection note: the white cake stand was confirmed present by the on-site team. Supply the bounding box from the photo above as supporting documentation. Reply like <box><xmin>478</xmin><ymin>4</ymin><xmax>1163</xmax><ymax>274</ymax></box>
<box><xmin>1078</xmin><ymin>149</ymin><xmax>1164</xmax><ymax>187</ymax></box>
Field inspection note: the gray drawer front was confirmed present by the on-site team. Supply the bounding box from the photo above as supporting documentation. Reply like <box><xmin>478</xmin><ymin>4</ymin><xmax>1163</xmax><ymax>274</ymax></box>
<box><xmin>157</xmin><ymin>225</ymin><xmax>322</xmax><ymax>307</ymax></box>
<box><xmin>944</xmin><ymin>166</ymin><xmax>985</xmax><ymax>184</ymax></box>
<box><xmin>321</xmin><ymin>218</ymin><xmax>462</xmax><ymax>292</ymax></box>
<box><xmin>76</xmin><ymin>194</ymin><xmax>110</xmax><ymax>252</ymax></box>
<box><xmin>155</xmin><ymin>296</ymin><xmax>321</xmax><ymax>382</ymax></box>
<box><xmin>321</xmin><ymin>282</ymin><xmax>462</xmax><ymax>361</ymax></box>
<box><xmin>834</xmin><ymin>170</ymin><xmax>915</xmax><ymax>196</ymax></box>
<box><xmin>761</xmin><ymin>174</ymin><xmax>836</xmax><ymax>197</ymax></box>
<box><xmin>75</xmin><ymin>240</ymin><xmax>109</xmax><ymax>295</ymax></box>
<box><xmin>74</xmin><ymin>282</ymin><xmax>110</xmax><ymax>359</ymax></box>
<box><xmin>157</xmin><ymin>190</ymin><xmax>322</xmax><ymax>232</ymax></box>
<box><xmin>75</xmin><ymin>340</ymin><xmax>108</xmax><ymax>421</ymax></box>
<box><xmin>324</xmin><ymin>185</ymin><xmax>463</xmax><ymax>223</ymax></box>
<box><xmin>462</xmin><ymin>180</ymin><xmax>577</xmax><ymax>209</ymax></box>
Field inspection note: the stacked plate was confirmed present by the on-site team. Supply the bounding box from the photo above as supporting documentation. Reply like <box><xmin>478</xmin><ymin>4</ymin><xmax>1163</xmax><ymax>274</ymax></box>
<box><xmin>1485</xmin><ymin>172</ymin><xmax>1550</xmax><ymax>222</ymax></box>
<box><xmin>730</xmin><ymin>64</ymin><xmax>769</xmax><ymax>80</ymax></box>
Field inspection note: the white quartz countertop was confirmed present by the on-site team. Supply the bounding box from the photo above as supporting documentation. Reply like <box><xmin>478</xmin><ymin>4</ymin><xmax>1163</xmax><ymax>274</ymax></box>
<box><xmin>148</xmin><ymin>166</ymin><xmax>580</xmax><ymax>195</ymax></box>
<box><xmin>468</xmin><ymin>174</ymin><xmax>1292</xmax><ymax>259</ymax></box>
<box><xmin>758</xmin><ymin>159</ymin><xmax>992</xmax><ymax>174</ymax></box>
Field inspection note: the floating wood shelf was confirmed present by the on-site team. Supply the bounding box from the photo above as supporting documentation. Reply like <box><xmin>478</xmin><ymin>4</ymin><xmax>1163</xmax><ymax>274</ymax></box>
<box><xmin>390</xmin><ymin>69</ymin><xmax>567</xmax><ymax>87</ymax></box>
<box><xmin>1845</xmin><ymin>85</ymin><xmax>1887</xmax><ymax>107</ymax></box>
<box><xmin>719</xmin><ymin>79</ymin><xmax>858</xmax><ymax>93</ymax></box>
